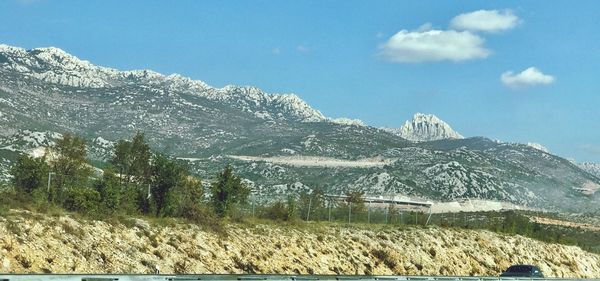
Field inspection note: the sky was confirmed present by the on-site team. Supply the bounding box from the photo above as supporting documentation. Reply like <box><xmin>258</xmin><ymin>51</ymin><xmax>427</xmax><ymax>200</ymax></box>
<box><xmin>0</xmin><ymin>0</ymin><xmax>599</xmax><ymax>162</ymax></box>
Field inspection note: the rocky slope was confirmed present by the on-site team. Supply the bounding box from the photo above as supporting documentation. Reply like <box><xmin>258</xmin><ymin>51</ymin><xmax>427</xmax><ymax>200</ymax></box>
<box><xmin>1</xmin><ymin>44</ymin><xmax>599</xmax><ymax>212</ymax></box>
<box><xmin>579</xmin><ymin>162</ymin><xmax>600</xmax><ymax>178</ymax></box>
<box><xmin>1</xmin><ymin>210</ymin><xmax>599</xmax><ymax>277</ymax></box>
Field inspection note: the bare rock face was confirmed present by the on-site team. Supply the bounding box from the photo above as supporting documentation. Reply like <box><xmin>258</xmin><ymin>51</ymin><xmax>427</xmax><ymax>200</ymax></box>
<box><xmin>394</xmin><ymin>113</ymin><xmax>464</xmax><ymax>142</ymax></box>
<box><xmin>1</xmin><ymin>211</ymin><xmax>600</xmax><ymax>277</ymax></box>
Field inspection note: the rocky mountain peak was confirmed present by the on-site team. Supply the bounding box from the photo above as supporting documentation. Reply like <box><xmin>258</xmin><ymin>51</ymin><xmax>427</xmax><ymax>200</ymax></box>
<box><xmin>396</xmin><ymin>113</ymin><xmax>464</xmax><ymax>142</ymax></box>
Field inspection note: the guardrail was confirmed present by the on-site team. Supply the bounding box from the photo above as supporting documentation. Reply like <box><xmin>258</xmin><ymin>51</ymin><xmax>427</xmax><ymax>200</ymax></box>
<box><xmin>0</xmin><ymin>275</ymin><xmax>598</xmax><ymax>281</ymax></box>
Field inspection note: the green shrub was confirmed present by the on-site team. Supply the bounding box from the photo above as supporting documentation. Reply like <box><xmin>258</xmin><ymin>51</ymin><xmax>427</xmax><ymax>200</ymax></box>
<box><xmin>10</xmin><ymin>154</ymin><xmax>49</xmax><ymax>195</ymax></box>
<box><xmin>62</xmin><ymin>187</ymin><xmax>101</xmax><ymax>215</ymax></box>
<box><xmin>262</xmin><ymin>201</ymin><xmax>288</xmax><ymax>221</ymax></box>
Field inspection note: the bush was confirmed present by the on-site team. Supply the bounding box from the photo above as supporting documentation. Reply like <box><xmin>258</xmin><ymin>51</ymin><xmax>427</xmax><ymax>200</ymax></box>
<box><xmin>10</xmin><ymin>154</ymin><xmax>49</xmax><ymax>194</ymax></box>
<box><xmin>180</xmin><ymin>204</ymin><xmax>226</xmax><ymax>235</ymax></box>
<box><xmin>262</xmin><ymin>202</ymin><xmax>288</xmax><ymax>221</ymax></box>
<box><xmin>261</xmin><ymin>200</ymin><xmax>297</xmax><ymax>222</ymax></box>
<box><xmin>210</xmin><ymin>165</ymin><xmax>249</xmax><ymax>217</ymax></box>
<box><xmin>62</xmin><ymin>187</ymin><xmax>101</xmax><ymax>215</ymax></box>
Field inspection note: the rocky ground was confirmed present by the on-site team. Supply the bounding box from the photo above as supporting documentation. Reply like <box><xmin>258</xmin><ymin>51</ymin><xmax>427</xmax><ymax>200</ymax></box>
<box><xmin>1</xmin><ymin>209</ymin><xmax>599</xmax><ymax>277</ymax></box>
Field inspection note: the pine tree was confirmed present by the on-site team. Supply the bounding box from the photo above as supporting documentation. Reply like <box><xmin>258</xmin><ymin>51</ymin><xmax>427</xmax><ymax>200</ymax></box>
<box><xmin>10</xmin><ymin>154</ymin><xmax>49</xmax><ymax>194</ymax></box>
<box><xmin>93</xmin><ymin>168</ymin><xmax>122</xmax><ymax>214</ymax></box>
<box><xmin>210</xmin><ymin>165</ymin><xmax>249</xmax><ymax>217</ymax></box>
<box><xmin>111</xmin><ymin>139</ymin><xmax>132</xmax><ymax>185</ymax></box>
<box><xmin>130</xmin><ymin>132</ymin><xmax>151</xmax><ymax>183</ymax></box>
<box><xmin>151</xmin><ymin>154</ymin><xmax>185</xmax><ymax>216</ymax></box>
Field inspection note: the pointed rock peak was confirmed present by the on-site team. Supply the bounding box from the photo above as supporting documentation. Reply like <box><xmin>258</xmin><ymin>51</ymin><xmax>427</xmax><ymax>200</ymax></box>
<box><xmin>397</xmin><ymin>113</ymin><xmax>464</xmax><ymax>142</ymax></box>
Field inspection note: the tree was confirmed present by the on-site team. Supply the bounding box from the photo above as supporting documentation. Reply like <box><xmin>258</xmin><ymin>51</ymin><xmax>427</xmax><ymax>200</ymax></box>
<box><xmin>164</xmin><ymin>176</ymin><xmax>204</xmax><ymax>218</ymax></box>
<box><xmin>110</xmin><ymin>132</ymin><xmax>154</xmax><ymax>214</ymax></box>
<box><xmin>93</xmin><ymin>168</ymin><xmax>122</xmax><ymax>214</ymax></box>
<box><xmin>111</xmin><ymin>132</ymin><xmax>152</xmax><ymax>186</ymax></box>
<box><xmin>49</xmin><ymin>133</ymin><xmax>92</xmax><ymax>202</ymax></box>
<box><xmin>298</xmin><ymin>187</ymin><xmax>326</xmax><ymax>221</ymax></box>
<box><xmin>130</xmin><ymin>132</ymin><xmax>152</xmax><ymax>183</ymax></box>
<box><xmin>10</xmin><ymin>154</ymin><xmax>49</xmax><ymax>194</ymax></box>
<box><xmin>111</xmin><ymin>139</ymin><xmax>131</xmax><ymax>184</ymax></box>
<box><xmin>345</xmin><ymin>190</ymin><xmax>366</xmax><ymax>214</ymax></box>
<box><xmin>151</xmin><ymin>154</ymin><xmax>185</xmax><ymax>216</ymax></box>
<box><xmin>210</xmin><ymin>165</ymin><xmax>250</xmax><ymax>217</ymax></box>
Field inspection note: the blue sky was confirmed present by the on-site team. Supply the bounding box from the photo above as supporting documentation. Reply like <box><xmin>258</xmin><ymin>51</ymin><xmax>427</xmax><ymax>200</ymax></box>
<box><xmin>1</xmin><ymin>0</ymin><xmax>599</xmax><ymax>162</ymax></box>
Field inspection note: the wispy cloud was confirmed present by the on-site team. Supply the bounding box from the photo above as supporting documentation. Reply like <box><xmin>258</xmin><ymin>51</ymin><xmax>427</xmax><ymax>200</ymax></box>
<box><xmin>582</xmin><ymin>144</ymin><xmax>600</xmax><ymax>156</ymax></box>
<box><xmin>296</xmin><ymin>44</ymin><xmax>309</xmax><ymax>53</ymax></box>
<box><xmin>450</xmin><ymin>9</ymin><xmax>520</xmax><ymax>33</ymax></box>
<box><xmin>378</xmin><ymin>29</ymin><xmax>490</xmax><ymax>63</ymax></box>
<box><xmin>501</xmin><ymin>67</ymin><xmax>555</xmax><ymax>88</ymax></box>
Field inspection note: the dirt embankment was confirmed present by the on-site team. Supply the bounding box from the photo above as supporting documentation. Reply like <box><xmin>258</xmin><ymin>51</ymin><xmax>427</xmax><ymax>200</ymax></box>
<box><xmin>1</xmin><ymin>210</ymin><xmax>599</xmax><ymax>277</ymax></box>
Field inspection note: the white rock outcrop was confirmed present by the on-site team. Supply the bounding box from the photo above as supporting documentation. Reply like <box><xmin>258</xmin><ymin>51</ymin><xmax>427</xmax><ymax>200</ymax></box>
<box><xmin>392</xmin><ymin>113</ymin><xmax>464</xmax><ymax>142</ymax></box>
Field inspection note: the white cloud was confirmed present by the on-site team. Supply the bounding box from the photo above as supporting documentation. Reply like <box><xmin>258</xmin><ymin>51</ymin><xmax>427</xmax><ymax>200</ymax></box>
<box><xmin>450</xmin><ymin>9</ymin><xmax>519</xmax><ymax>32</ymax></box>
<box><xmin>501</xmin><ymin>67</ymin><xmax>555</xmax><ymax>88</ymax></box>
<box><xmin>379</xmin><ymin>29</ymin><xmax>490</xmax><ymax>63</ymax></box>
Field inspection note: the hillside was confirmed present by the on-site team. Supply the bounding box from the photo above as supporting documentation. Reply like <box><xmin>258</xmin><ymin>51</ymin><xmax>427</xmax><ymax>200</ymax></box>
<box><xmin>1</xmin><ymin>44</ymin><xmax>599</xmax><ymax>212</ymax></box>
<box><xmin>0</xmin><ymin>210</ymin><xmax>599</xmax><ymax>277</ymax></box>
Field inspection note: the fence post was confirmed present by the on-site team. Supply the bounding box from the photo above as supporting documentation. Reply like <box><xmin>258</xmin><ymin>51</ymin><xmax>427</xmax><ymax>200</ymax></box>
<box><xmin>425</xmin><ymin>207</ymin><xmax>432</xmax><ymax>226</ymax></box>
<box><xmin>306</xmin><ymin>196</ymin><xmax>312</xmax><ymax>221</ymax></box>
<box><xmin>385</xmin><ymin>206</ymin><xmax>388</xmax><ymax>224</ymax></box>
<box><xmin>348</xmin><ymin>202</ymin><xmax>352</xmax><ymax>224</ymax></box>
<box><xmin>328</xmin><ymin>200</ymin><xmax>332</xmax><ymax>222</ymax></box>
<box><xmin>367</xmin><ymin>202</ymin><xmax>371</xmax><ymax>224</ymax></box>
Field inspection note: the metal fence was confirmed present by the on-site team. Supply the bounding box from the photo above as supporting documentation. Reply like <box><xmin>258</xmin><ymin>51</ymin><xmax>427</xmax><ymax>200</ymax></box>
<box><xmin>231</xmin><ymin>194</ymin><xmax>510</xmax><ymax>228</ymax></box>
<box><xmin>0</xmin><ymin>275</ymin><xmax>597</xmax><ymax>281</ymax></box>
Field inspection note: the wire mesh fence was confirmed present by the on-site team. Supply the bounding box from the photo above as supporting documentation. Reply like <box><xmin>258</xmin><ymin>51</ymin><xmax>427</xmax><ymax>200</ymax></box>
<box><xmin>230</xmin><ymin>193</ymin><xmax>520</xmax><ymax>229</ymax></box>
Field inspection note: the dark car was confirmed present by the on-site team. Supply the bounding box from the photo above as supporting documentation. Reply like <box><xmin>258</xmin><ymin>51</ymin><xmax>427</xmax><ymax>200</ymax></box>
<box><xmin>500</xmin><ymin>265</ymin><xmax>544</xmax><ymax>278</ymax></box>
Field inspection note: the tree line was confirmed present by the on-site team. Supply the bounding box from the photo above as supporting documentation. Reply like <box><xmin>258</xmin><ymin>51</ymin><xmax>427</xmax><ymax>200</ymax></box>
<box><xmin>9</xmin><ymin>132</ymin><xmax>249</xmax><ymax>220</ymax></box>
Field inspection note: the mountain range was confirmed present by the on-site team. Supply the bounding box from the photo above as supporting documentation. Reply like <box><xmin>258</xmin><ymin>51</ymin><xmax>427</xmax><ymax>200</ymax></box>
<box><xmin>0</xmin><ymin>44</ymin><xmax>599</xmax><ymax>212</ymax></box>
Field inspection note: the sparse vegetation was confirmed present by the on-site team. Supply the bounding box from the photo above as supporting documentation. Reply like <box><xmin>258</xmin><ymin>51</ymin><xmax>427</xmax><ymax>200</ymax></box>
<box><xmin>4</xmin><ymin>130</ymin><xmax>600</xmax><ymax>258</ymax></box>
